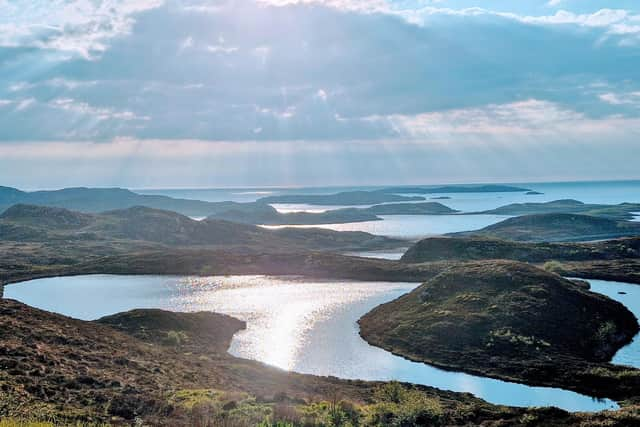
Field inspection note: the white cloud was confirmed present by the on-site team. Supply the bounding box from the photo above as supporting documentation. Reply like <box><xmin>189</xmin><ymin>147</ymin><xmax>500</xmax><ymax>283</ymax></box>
<box><xmin>15</xmin><ymin>98</ymin><xmax>35</xmax><ymax>111</ymax></box>
<box><xmin>363</xmin><ymin>99</ymin><xmax>640</xmax><ymax>140</ymax></box>
<box><xmin>49</xmin><ymin>98</ymin><xmax>150</xmax><ymax>121</ymax></box>
<box><xmin>315</xmin><ymin>89</ymin><xmax>328</xmax><ymax>101</ymax></box>
<box><xmin>206</xmin><ymin>45</ymin><xmax>239</xmax><ymax>53</ymax></box>
<box><xmin>547</xmin><ymin>0</ymin><xmax>563</xmax><ymax>6</ymax></box>
<box><xmin>0</xmin><ymin>0</ymin><xmax>163</xmax><ymax>59</ymax></box>
<box><xmin>599</xmin><ymin>92</ymin><xmax>640</xmax><ymax>105</ymax></box>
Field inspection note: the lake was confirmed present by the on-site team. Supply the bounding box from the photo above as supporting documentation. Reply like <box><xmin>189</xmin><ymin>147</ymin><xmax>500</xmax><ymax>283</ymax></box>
<box><xmin>5</xmin><ymin>274</ymin><xmax>625</xmax><ymax>412</ymax></box>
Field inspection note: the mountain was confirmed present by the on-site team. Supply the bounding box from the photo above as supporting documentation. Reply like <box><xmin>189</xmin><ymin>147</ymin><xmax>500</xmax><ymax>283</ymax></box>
<box><xmin>258</xmin><ymin>190</ymin><xmax>425</xmax><ymax>205</ymax></box>
<box><xmin>452</xmin><ymin>213</ymin><xmax>640</xmax><ymax>242</ymax></box>
<box><xmin>0</xmin><ymin>185</ymin><xmax>275</xmax><ymax>217</ymax></box>
<box><xmin>477</xmin><ymin>199</ymin><xmax>640</xmax><ymax>221</ymax></box>
<box><xmin>359</xmin><ymin>261</ymin><xmax>639</xmax><ymax>399</ymax></box>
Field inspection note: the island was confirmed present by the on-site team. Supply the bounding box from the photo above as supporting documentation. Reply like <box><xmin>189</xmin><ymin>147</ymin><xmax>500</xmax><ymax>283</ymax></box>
<box><xmin>258</xmin><ymin>190</ymin><xmax>425</xmax><ymax>205</ymax></box>
<box><xmin>207</xmin><ymin>202</ymin><xmax>458</xmax><ymax>225</ymax></box>
<box><xmin>377</xmin><ymin>184</ymin><xmax>531</xmax><ymax>194</ymax></box>
<box><xmin>359</xmin><ymin>261</ymin><xmax>640</xmax><ymax>400</ymax></box>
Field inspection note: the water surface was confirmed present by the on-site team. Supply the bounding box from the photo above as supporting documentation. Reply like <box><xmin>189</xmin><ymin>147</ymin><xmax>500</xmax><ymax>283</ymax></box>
<box><xmin>5</xmin><ymin>274</ymin><xmax>619</xmax><ymax>412</ymax></box>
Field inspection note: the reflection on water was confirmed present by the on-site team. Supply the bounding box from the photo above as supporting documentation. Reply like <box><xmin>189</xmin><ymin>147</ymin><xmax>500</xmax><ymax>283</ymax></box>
<box><xmin>342</xmin><ymin>249</ymin><xmax>408</xmax><ymax>260</ymax></box>
<box><xmin>6</xmin><ymin>275</ymin><xmax>618</xmax><ymax>412</ymax></box>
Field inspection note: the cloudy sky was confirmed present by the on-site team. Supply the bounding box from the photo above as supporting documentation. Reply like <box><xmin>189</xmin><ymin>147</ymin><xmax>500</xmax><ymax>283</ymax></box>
<box><xmin>1</xmin><ymin>0</ymin><xmax>639</xmax><ymax>188</ymax></box>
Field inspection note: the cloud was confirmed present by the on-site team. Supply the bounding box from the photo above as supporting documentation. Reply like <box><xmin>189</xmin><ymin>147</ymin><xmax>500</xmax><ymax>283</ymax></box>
<box><xmin>49</xmin><ymin>98</ymin><xmax>150</xmax><ymax>121</ymax></box>
<box><xmin>0</xmin><ymin>0</ymin><xmax>163</xmax><ymax>59</ymax></box>
<box><xmin>364</xmin><ymin>99</ymin><xmax>640</xmax><ymax>141</ymax></box>
<box><xmin>598</xmin><ymin>91</ymin><xmax>640</xmax><ymax>106</ymax></box>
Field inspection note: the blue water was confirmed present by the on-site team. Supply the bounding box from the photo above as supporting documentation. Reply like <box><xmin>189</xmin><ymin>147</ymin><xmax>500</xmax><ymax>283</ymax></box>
<box><xmin>140</xmin><ymin>180</ymin><xmax>640</xmax><ymax>240</ymax></box>
<box><xmin>137</xmin><ymin>180</ymin><xmax>640</xmax><ymax>209</ymax></box>
<box><xmin>5</xmin><ymin>274</ymin><xmax>625</xmax><ymax>412</ymax></box>
<box><xmin>585</xmin><ymin>279</ymin><xmax>640</xmax><ymax>368</ymax></box>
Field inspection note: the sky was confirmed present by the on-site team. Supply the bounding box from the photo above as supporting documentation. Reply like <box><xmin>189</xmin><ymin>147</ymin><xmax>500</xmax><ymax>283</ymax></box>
<box><xmin>1</xmin><ymin>0</ymin><xmax>639</xmax><ymax>189</ymax></box>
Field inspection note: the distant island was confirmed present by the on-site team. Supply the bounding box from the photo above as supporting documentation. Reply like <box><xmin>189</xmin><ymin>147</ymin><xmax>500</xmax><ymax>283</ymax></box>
<box><xmin>208</xmin><ymin>202</ymin><xmax>458</xmax><ymax>225</ymax></box>
<box><xmin>258</xmin><ymin>190</ymin><xmax>425</xmax><ymax>205</ymax></box>
<box><xmin>377</xmin><ymin>184</ymin><xmax>531</xmax><ymax>194</ymax></box>
<box><xmin>526</xmin><ymin>191</ymin><xmax>544</xmax><ymax>195</ymax></box>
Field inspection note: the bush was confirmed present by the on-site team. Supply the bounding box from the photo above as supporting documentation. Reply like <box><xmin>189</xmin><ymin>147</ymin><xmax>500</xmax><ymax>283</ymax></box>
<box><xmin>542</xmin><ymin>261</ymin><xmax>564</xmax><ymax>274</ymax></box>
<box><xmin>164</xmin><ymin>330</ymin><xmax>188</xmax><ymax>347</ymax></box>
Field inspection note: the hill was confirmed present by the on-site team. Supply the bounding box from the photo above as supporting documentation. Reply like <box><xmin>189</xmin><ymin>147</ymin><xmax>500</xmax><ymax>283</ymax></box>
<box><xmin>477</xmin><ymin>199</ymin><xmax>640</xmax><ymax>221</ymax></box>
<box><xmin>453</xmin><ymin>213</ymin><xmax>640</xmax><ymax>242</ymax></box>
<box><xmin>0</xmin><ymin>185</ymin><xmax>277</xmax><ymax>218</ymax></box>
<box><xmin>0</xmin><ymin>204</ymin><xmax>404</xmax><ymax>252</ymax></box>
<box><xmin>359</xmin><ymin>261</ymin><xmax>640</xmax><ymax>399</ymax></box>
<box><xmin>400</xmin><ymin>236</ymin><xmax>640</xmax><ymax>264</ymax></box>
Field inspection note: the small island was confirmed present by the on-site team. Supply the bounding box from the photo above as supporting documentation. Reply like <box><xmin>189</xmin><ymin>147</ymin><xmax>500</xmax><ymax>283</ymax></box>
<box><xmin>258</xmin><ymin>190</ymin><xmax>425</xmax><ymax>205</ymax></box>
